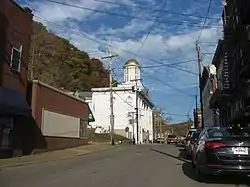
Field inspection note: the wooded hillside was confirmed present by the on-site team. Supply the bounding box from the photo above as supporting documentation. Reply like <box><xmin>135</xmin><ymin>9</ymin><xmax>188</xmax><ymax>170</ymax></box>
<box><xmin>29</xmin><ymin>21</ymin><xmax>111</xmax><ymax>91</ymax></box>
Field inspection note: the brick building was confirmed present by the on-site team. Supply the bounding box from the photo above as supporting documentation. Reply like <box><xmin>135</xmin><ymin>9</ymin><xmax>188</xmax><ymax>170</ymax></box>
<box><xmin>209</xmin><ymin>0</ymin><xmax>250</xmax><ymax>126</ymax></box>
<box><xmin>200</xmin><ymin>65</ymin><xmax>219</xmax><ymax>127</ymax></box>
<box><xmin>0</xmin><ymin>0</ymin><xmax>33</xmax><ymax>157</ymax></box>
<box><xmin>193</xmin><ymin>108</ymin><xmax>202</xmax><ymax>129</ymax></box>
<box><xmin>27</xmin><ymin>80</ymin><xmax>89</xmax><ymax>152</ymax></box>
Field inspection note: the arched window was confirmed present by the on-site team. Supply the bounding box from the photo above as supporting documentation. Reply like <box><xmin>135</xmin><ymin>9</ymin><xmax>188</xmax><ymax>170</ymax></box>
<box><xmin>124</xmin><ymin>67</ymin><xmax>129</xmax><ymax>82</ymax></box>
<box><xmin>135</xmin><ymin>67</ymin><xmax>140</xmax><ymax>79</ymax></box>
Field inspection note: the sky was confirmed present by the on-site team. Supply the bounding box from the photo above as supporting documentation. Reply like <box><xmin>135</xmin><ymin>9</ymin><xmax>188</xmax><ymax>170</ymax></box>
<box><xmin>18</xmin><ymin>0</ymin><xmax>223</xmax><ymax>123</ymax></box>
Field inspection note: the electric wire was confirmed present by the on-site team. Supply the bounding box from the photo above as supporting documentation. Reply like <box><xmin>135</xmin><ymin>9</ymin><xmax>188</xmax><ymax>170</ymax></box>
<box><xmin>94</xmin><ymin>0</ymin><xmax>220</xmax><ymax>20</ymax></box>
<box><xmin>197</xmin><ymin>0</ymin><xmax>213</xmax><ymax>41</ymax></box>
<box><xmin>134</xmin><ymin>0</ymin><xmax>168</xmax><ymax>57</ymax></box>
<box><xmin>42</xmin><ymin>0</ymin><xmax>221</xmax><ymax>28</ymax></box>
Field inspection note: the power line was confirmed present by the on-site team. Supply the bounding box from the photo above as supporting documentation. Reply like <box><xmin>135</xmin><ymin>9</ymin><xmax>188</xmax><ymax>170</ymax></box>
<box><xmin>134</xmin><ymin>0</ymin><xmax>168</xmax><ymax>57</ymax></box>
<box><xmin>94</xmin><ymin>0</ymin><xmax>220</xmax><ymax>20</ymax></box>
<box><xmin>34</xmin><ymin>16</ymin><xmax>198</xmax><ymax>76</ymax></box>
<box><xmin>115</xmin><ymin>59</ymin><xmax>196</xmax><ymax>70</ymax></box>
<box><xmin>111</xmin><ymin>69</ymin><xmax>134</xmax><ymax>94</ymax></box>
<box><xmin>162</xmin><ymin>112</ymin><xmax>188</xmax><ymax>116</ymax></box>
<box><xmin>42</xmin><ymin>0</ymin><xmax>221</xmax><ymax>28</ymax></box>
<box><xmin>197</xmin><ymin>0</ymin><xmax>213</xmax><ymax>41</ymax></box>
<box><xmin>140</xmin><ymin>69</ymin><xmax>196</xmax><ymax>98</ymax></box>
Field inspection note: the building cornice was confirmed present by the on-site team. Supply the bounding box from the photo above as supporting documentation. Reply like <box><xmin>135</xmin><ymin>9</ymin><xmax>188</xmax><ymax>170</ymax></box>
<box><xmin>92</xmin><ymin>86</ymin><xmax>154</xmax><ymax>108</ymax></box>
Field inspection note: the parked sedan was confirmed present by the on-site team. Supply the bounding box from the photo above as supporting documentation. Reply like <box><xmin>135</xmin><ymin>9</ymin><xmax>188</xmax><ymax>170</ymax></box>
<box><xmin>192</xmin><ymin>126</ymin><xmax>250</xmax><ymax>182</ymax></box>
<box><xmin>186</xmin><ymin>131</ymin><xmax>201</xmax><ymax>157</ymax></box>
<box><xmin>184</xmin><ymin>128</ymin><xmax>199</xmax><ymax>153</ymax></box>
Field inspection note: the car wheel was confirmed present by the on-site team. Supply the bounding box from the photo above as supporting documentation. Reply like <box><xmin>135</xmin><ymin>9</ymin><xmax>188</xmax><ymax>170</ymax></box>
<box><xmin>195</xmin><ymin>166</ymin><xmax>205</xmax><ymax>182</ymax></box>
<box><xmin>167</xmin><ymin>142</ymin><xmax>170</xmax><ymax>144</ymax></box>
<box><xmin>191</xmin><ymin>159</ymin><xmax>195</xmax><ymax>168</ymax></box>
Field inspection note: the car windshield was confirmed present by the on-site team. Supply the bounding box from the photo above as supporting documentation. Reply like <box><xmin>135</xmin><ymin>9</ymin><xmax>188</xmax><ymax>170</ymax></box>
<box><xmin>187</xmin><ymin>130</ymin><xmax>197</xmax><ymax>137</ymax></box>
<box><xmin>168</xmin><ymin>135</ymin><xmax>176</xmax><ymax>138</ymax></box>
<box><xmin>208</xmin><ymin>127</ymin><xmax>250</xmax><ymax>138</ymax></box>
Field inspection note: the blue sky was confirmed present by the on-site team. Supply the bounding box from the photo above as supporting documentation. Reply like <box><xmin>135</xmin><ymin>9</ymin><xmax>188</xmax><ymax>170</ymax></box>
<box><xmin>18</xmin><ymin>0</ymin><xmax>223</xmax><ymax>123</ymax></box>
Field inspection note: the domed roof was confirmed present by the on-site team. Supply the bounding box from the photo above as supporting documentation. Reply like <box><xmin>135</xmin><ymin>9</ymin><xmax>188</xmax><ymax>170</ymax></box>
<box><xmin>123</xmin><ymin>59</ymin><xmax>141</xmax><ymax>68</ymax></box>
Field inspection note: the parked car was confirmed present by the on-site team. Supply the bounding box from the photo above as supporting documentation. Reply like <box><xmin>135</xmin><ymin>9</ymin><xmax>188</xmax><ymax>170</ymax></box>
<box><xmin>184</xmin><ymin>128</ymin><xmax>199</xmax><ymax>152</ymax></box>
<box><xmin>167</xmin><ymin>134</ymin><xmax>178</xmax><ymax>144</ymax></box>
<box><xmin>185</xmin><ymin>131</ymin><xmax>201</xmax><ymax>156</ymax></box>
<box><xmin>155</xmin><ymin>137</ymin><xmax>165</xmax><ymax>143</ymax></box>
<box><xmin>192</xmin><ymin>126</ymin><xmax>250</xmax><ymax>182</ymax></box>
<box><xmin>179</xmin><ymin>136</ymin><xmax>186</xmax><ymax>144</ymax></box>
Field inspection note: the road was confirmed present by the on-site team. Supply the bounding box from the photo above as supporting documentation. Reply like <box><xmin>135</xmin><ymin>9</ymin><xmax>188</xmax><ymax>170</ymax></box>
<box><xmin>0</xmin><ymin>144</ymin><xmax>249</xmax><ymax>187</ymax></box>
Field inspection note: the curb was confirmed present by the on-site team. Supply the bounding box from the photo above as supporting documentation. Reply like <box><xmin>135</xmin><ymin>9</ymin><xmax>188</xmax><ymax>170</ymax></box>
<box><xmin>0</xmin><ymin>145</ymin><xmax>118</xmax><ymax>169</ymax></box>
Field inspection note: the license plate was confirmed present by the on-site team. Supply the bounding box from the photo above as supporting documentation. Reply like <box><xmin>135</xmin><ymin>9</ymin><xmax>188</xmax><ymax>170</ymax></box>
<box><xmin>232</xmin><ymin>147</ymin><xmax>248</xmax><ymax>155</ymax></box>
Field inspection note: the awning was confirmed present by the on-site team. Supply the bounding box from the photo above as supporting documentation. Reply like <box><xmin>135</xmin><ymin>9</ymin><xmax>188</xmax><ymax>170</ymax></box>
<box><xmin>88</xmin><ymin>104</ymin><xmax>95</xmax><ymax>122</ymax></box>
<box><xmin>0</xmin><ymin>87</ymin><xmax>31</xmax><ymax>116</ymax></box>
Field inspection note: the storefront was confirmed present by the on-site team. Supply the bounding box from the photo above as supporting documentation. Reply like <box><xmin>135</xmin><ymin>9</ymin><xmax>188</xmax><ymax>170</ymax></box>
<box><xmin>0</xmin><ymin>86</ymin><xmax>31</xmax><ymax>158</ymax></box>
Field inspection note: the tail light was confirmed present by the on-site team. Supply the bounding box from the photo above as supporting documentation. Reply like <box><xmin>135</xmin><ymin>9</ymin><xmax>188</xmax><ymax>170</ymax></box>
<box><xmin>205</xmin><ymin>141</ymin><xmax>226</xmax><ymax>149</ymax></box>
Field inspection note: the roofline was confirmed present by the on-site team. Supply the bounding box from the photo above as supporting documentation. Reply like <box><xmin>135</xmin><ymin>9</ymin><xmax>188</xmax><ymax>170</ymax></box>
<box><xmin>92</xmin><ymin>87</ymin><xmax>132</xmax><ymax>92</ymax></box>
<box><xmin>92</xmin><ymin>87</ymin><xmax>154</xmax><ymax>108</ymax></box>
<box><xmin>212</xmin><ymin>40</ymin><xmax>224</xmax><ymax>66</ymax></box>
<box><xmin>11</xmin><ymin>0</ymin><xmax>33</xmax><ymax>15</ymax></box>
<box><xmin>32</xmin><ymin>80</ymin><xmax>87</xmax><ymax>105</ymax></box>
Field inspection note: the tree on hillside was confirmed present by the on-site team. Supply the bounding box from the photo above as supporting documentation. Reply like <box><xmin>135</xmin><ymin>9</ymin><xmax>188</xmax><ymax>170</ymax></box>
<box><xmin>29</xmin><ymin>21</ymin><xmax>110</xmax><ymax>91</ymax></box>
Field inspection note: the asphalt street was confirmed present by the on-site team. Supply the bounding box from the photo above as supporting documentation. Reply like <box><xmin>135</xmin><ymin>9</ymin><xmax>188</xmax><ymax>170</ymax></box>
<box><xmin>0</xmin><ymin>144</ymin><xmax>249</xmax><ymax>187</ymax></box>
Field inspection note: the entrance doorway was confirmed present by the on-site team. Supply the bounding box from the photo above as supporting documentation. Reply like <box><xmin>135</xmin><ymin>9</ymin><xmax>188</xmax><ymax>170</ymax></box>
<box><xmin>0</xmin><ymin>117</ymin><xmax>13</xmax><ymax>148</ymax></box>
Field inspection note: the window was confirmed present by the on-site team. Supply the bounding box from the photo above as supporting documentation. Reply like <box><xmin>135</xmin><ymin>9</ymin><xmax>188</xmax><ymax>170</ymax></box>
<box><xmin>208</xmin><ymin>127</ymin><xmax>250</xmax><ymax>138</ymax></box>
<box><xmin>135</xmin><ymin>67</ymin><xmax>140</xmax><ymax>79</ymax></box>
<box><xmin>124</xmin><ymin>67</ymin><xmax>129</xmax><ymax>82</ymax></box>
<box><xmin>11</xmin><ymin>43</ymin><xmax>22</xmax><ymax>72</ymax></box>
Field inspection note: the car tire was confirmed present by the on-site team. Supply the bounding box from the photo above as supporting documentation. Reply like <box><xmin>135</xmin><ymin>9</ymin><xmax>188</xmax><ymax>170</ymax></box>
<box><xmin>167</xmin><ymin>142</ymin><xmax>170</xmax><ymax>144</ymax></box>
<box><xmin>191</xmin><ymin>159</ymin><xmax>195</xmax><ymax>168</ymax></box>
<box><xmin>195</xmin><ymin>166</ymin><xmax>205</xmax><ymax>182</ymax></box>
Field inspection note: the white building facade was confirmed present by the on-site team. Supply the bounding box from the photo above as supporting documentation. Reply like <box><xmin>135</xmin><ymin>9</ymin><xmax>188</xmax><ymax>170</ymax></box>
<box><xmin>202</xmin><ymin>65</ymin><xmax>219</xmax><ymax>127</ymax></box>
<box><xmin>89</xmin><ymin>59</ymin><xmax>154</xmax><ymax>144</ymax></box>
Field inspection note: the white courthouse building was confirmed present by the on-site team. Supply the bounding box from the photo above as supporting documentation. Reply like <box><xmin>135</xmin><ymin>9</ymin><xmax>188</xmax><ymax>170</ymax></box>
<box><xmin>84</xmin><ymin>59</ymin><xmax>154</xmax><ymax>144</ymax></box>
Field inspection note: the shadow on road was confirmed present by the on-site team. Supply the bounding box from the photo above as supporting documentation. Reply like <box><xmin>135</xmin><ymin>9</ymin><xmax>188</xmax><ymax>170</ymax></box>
<box><xmin>175</xmin><ymin>143</ymin><xmax>185</xmax><ymax>148</ymax></box>
<box><xmin>151</xmin><ymin>147</ymin><xmax>250</xmax><ymax>186</ymax></box>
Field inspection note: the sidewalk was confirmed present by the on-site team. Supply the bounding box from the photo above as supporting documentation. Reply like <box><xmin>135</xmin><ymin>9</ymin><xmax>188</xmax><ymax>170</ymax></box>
<box><xmin>0</xmin><ymin>143</ymin><xmax>118</xmax><ymax>168</ymax></box>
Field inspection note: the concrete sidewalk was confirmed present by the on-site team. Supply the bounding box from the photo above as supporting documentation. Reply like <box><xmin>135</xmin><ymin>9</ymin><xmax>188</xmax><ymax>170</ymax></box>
<box><xmin>0</xmin><ymin>143</ymin><xmax>118</xmax><ymax>168</ymax></box>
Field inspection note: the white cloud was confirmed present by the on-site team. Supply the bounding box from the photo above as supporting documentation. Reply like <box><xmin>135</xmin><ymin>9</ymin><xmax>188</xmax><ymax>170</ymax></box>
<box><xmin>24</xmin><ymin>0</ymin><xmax>223</xmax><ymax>121</ymax></box>
<box><xmin>29</xmin><ymin>0</ymin><xmax>136</xmax><ymax>23</ymax></box>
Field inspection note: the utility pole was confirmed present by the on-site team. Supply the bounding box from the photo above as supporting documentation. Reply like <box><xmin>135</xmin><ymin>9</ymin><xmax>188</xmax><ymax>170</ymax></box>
<box><xmin>128</xmin><ymin>111</ymin><xmax>136</xmax><ymax>140</ymax></box>
<box><xmin>135</xmin><ymin>79</ymin><xmax>139</xmax><ymax>144</ymax></box>
<box><xmin>196</xmin><ymin>40</ymin><xmax>205</xmax><ymax>129</ymax></box>
<box><xmin>101</xmin><ymin>42</ymin><xmax>118</xmax><ymax>145</ymax></box>
<box><xmin>153</xmin><ymin>113</ymin><xmax>156</xmax><ymax>139</ymax></box>
<box><xmin>159</xmin><ymin>114</ymin><xmax>162</xmax><ymax>138</ymax></box>
<box><xmin>131</xmin><ymin>78</ymin><xmax>141</xmax><ymax>144</ymax></box>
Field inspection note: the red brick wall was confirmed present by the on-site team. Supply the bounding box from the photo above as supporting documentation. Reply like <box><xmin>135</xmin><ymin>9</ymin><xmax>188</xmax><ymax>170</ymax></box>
<box><xmin>31</xmin><ymin>81</ymin><xmax>89</xmax><ymax>128</ymax></box>
<box><xmin>44</xmin><ymin>136</ymin><xmax>88</xmax><ymax>151</ymax></box>
<box><xmin>27</xmin><ymin>81</ymin><xmax>89</xmax><ymax>152</ymax></box>
<box><xmin>1</xmin><ymin>0</ymin><xmax>33</xmax><ymax>94</ymax></box>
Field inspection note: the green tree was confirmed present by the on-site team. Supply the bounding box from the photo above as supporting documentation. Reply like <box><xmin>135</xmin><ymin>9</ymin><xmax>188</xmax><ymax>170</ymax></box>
<box><xmin>29</xmin><ymin>21</ymin><xmax>109</xmax><ymax>91</ymax></box>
